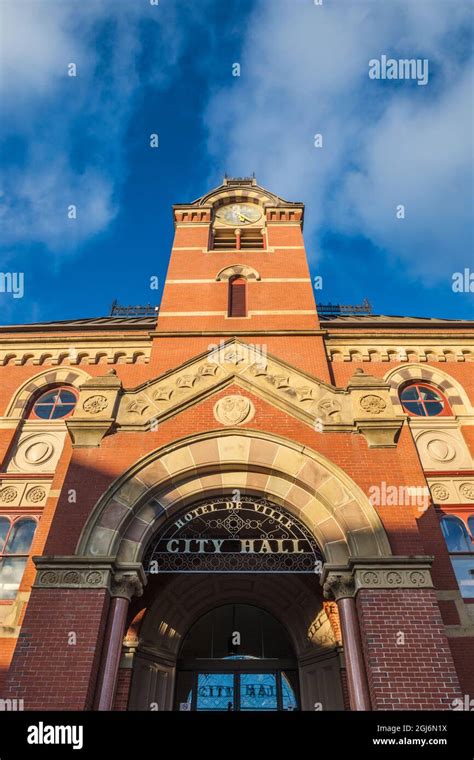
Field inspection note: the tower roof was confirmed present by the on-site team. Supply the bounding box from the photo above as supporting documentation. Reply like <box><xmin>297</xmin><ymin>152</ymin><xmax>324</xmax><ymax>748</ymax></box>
<box><xmin>173</xmin><ymin>176</ymin><xmax>304</xmax><ymax>211</ymax></box>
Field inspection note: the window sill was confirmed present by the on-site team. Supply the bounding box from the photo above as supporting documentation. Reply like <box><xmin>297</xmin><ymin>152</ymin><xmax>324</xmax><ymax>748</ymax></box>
<box><xmin>204</xmin><ymin>248</ymin><xmax>274</xmax><ymax>254</ymax></box>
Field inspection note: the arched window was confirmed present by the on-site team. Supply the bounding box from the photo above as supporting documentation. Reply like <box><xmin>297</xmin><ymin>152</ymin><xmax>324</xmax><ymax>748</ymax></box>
<box><xmin>0</xmin><ymin>517</ymin><xmax>9</xmax><ymax>551</ymax></box>
<box><xmin>399</xmin><ymin>382</ymin><xmax>450</xmax><ymax>417</ymax></box>
<box><xmin>30</xmin><ymin>386</ymin><xmax>78</xmax><ymax>420</ymax></box>
<box><xmin>440</xmin><ymin>516</ymin><xmax>472</xmax><ymax>552</ymax></box>
<box><xmin>228</xmin><ymin>277</ymin><xmax>247</xmax><ymax>318</ymax></box>
<box><xmin>468</xmin><ymin>515</ymin><xmax>474</xmax><ymax>539</ymax></box>
<box><xmin>440</xmin><ymin>515</ymin><xmax>474</xmax><ymax>599</ymax></box>
<box><xmin>0</xmin><ymin>516</ymin><xmax>38</xmax><ymax>599</ymax></box>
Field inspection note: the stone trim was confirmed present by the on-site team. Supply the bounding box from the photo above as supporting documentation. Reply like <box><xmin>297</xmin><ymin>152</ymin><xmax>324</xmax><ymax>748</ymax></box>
<box><xmin>0</xmin><ymin>478</ymin><xmax>52</xmax><ymax>507</ymax></box>
<box><xmin>215</xmin><ymin>265</ymin><xmax>261</xmax><ymax>281</ymax></box>
<box><xmin>165</xmin><ymin>277</ymin><xmax>310</xmax><ymax>283</ymax></box>
<box><xmin>322</xmin><ymin>556</ymin><xmax>434</xmax><ymax>598</ymax></box>
<box><xmin>428</xmin><ymin>476</ymin><xmax>474</xmax><ymax>504</ymax></box>
<box><xmin>0</xmin><ymin>340</ymin><xmax>151</xmax><ymax>371</ymax></box>
<box><xmin>327</xmin><ymin>343</ymin><xmax>474</xmax><ymax>364</ymax></box>
<box><xmin>149</xmin><ymin>330</ymin><xmax>325</xmax><ymax>336</ymax></box>
<box><xmin>33</xmin><ymin>556</ymin><xmax>147</xmax><ymax>599</ymax></box>
<box><xmin>158</xmin><ymin>310</ymin><xmax>316</xmax><ymax>316</ymax></box>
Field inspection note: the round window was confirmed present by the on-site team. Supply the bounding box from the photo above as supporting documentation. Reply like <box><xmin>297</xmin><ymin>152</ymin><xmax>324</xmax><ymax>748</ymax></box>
<box><xmin>399</xmin><ymin>383</ymin><xmax>449</xmax><ymax>417</ymax></box>
<box><xmin>32</xmin><ymin>387</ymin><xmax>78</xmax><ymax>420</ymax></box>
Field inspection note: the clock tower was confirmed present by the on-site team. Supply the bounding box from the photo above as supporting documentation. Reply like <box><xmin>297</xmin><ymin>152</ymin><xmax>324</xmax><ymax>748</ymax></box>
<box><xmin>154</xmin><ymin>177</ymin><xmax>330</xmax><ymax>381</ymax></box>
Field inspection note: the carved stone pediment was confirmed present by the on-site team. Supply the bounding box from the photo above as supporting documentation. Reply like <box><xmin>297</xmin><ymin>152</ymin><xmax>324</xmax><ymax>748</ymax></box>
<box><xmin>66</xmin><ymin>340</ymin><xmax>404</xmax><ymax>448</ymax></box>
<box><xmin>114</xmin><ymin>339</ymin><xmax>353</xmax><ymax>430</ymax></box>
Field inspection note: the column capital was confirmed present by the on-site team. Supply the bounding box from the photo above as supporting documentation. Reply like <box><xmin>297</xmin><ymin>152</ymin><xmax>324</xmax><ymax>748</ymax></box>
<box><xmin>110</xmin><ymin>568</ymin><xmax>146</xmax><ymax>601</ymax></box>
<box><xmin>323</xmin><ymin>571</ymin><xmax>355</xmax><ymax>601</ymax></box>
<box><xmin>321</xmin><ymin>556</ymin><xmax>434</xmax><ymax>596</ymax></box>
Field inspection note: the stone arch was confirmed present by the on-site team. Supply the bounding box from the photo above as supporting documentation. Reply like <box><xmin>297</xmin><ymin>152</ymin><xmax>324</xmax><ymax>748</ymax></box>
<box><xmin>384</xmin><ymin>364</ymin><xmax>473</xmax><ymax>416</ymax></box>
<box><xmin>78</xmin><ymin>430</ymin><xmax>391</xmax><ymax>564</ymax></box>
<box><xmin>197</xmin><ymin>184</ymin><xmax>281</xmax><ymax>209</ymax></box>
<box><xmin>4</xmin><ymin>367</ymin><xmax>92</xmax><ymax>419</ymax></box>
<box><xmin>216</xmin><ymin>265</ymin><xmax>261</xmax><ymax>281</ymax></box>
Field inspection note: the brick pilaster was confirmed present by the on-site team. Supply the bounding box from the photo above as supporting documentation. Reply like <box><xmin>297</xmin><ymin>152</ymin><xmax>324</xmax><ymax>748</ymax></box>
<box><xmin>357</xmin><ymin>587</ymin><xmax>462</xmax><ymax>710</ymax></box>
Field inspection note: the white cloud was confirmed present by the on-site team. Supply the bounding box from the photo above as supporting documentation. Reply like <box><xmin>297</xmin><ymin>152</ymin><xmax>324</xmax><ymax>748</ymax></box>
<box><xmin>340</xmin><ymin>68</ymin><xmax>473</xmax><ymax>279</ymax></box>
<box><xmin>204</xmin><ymin>0</ymin><xmax>473</xmax><ymax>281</ymax></box>
<box><xmin>0</xmin><ymin>0</ymin><xmax>188</xmax><ymax>253</ymax></box>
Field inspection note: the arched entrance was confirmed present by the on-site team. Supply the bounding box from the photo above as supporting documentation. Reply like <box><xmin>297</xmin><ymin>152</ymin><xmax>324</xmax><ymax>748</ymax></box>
<box><xmin>127</xmin><ymin>569</ymin><xmax>345</xmax><ymax>711</ymax></box>
<box><xmin>175</xmin><ymin>604</ymin><xmax>299</xmax><ymax>711</ymax></box>
<box><xmin>126</xmin><ymin>496</ymin><xmax>346</xmax><ymax>711</ymax></box>
<box><xmin>75</xmin><ymin>430</ymin><xmax>392</xmax><ymax>711</ymax></box>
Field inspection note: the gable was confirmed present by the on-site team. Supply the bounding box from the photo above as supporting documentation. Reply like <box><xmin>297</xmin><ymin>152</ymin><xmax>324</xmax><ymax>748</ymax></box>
<box><xmin>67</xmin><ymin>340</ymin><xmax>403</xmax><ymax>448</ymax></box>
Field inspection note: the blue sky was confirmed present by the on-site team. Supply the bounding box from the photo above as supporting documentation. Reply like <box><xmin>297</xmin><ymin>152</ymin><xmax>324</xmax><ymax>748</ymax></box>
<box><xmin>1</xmin><ymin>0</ymin><xmax>473</xmax><ymax>325</ymax></box>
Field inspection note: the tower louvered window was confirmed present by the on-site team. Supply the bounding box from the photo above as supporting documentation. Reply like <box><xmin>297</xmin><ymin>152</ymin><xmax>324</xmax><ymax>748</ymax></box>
<box><xmin>240</xmin><ymin>229</ymin><xmax>264</xmax><ymax>249</ymax></box>
<box><xmin>228</xmin><ymin>277</ymin><xmax>247</xmax><ymax>317</ymax></box>
<box><xmin>212</xmin><ymin>229</ymin><xmax>264</xmax><ymax>250</ymax></box>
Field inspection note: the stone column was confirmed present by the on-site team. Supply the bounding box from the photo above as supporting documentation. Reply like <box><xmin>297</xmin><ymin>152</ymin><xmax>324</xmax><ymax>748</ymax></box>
<box><xmin>234</xmin><ymin>228</ymin><xmax>241</xmax><ymax>249</ymax></box>
<box><xmin>323</xmin><ymin>571</ymin><xmax>371</xmax><ymax>711</ymax></box>
<box><xmin>95</xmin><ymin>568</ymin><xmax>146</xmax><ymax>711</ymax></box>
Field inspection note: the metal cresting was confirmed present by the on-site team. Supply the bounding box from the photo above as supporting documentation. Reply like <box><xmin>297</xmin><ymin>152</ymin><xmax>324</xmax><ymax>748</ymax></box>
<box><xmin>144</xmin><ymin>496</ymin><xmax>323</xmax><ymax>573</ymax></box>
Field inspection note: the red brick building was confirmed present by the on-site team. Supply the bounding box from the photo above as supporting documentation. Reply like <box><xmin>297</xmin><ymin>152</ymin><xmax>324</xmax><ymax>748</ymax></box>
<box><xmin>1</xmin><ymin>177</ymin><xmax>473</xmax><ymax>711</ymax></box>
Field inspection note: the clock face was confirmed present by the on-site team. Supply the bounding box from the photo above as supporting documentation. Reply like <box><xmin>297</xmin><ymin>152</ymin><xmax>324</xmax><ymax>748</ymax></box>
<box><xmin>215</xmin><ymin>203</ymin><xmax>262</xmax><ymax>226</ymax></box>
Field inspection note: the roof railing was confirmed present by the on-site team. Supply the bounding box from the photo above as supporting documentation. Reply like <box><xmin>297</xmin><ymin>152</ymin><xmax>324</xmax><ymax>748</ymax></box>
<box><xmin>317</xmin><ymin>298</ymin><xmax>372</xmax><ymax>316</ymax></box>
<box><xmin>109</xmin><ymin>300</ymin><xmax>159</xmax><ymax>317</ymax></box>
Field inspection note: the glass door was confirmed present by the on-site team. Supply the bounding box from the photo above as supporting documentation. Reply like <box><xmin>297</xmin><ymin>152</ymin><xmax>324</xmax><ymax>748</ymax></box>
<box><xmin>239</xmin><ymin>673</ymin><xmax>278</xmax><ymax>711</ymax></box>
<box><xmin>176</xmin><ymin>669</ymin><xmax>299</xmax><ymax>711</ymax></box>
<box><xmin>195</xmin><ymin>673</ymin><xmax>235</xmax><ymax>711</ymax></box>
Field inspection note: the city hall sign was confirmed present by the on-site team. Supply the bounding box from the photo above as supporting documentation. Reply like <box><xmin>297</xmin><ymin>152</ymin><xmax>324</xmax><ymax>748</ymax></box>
<box><xmin>144</xmin><ymin>496</ymin><xmax>323</xmax><ymax>573</ymax></box>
